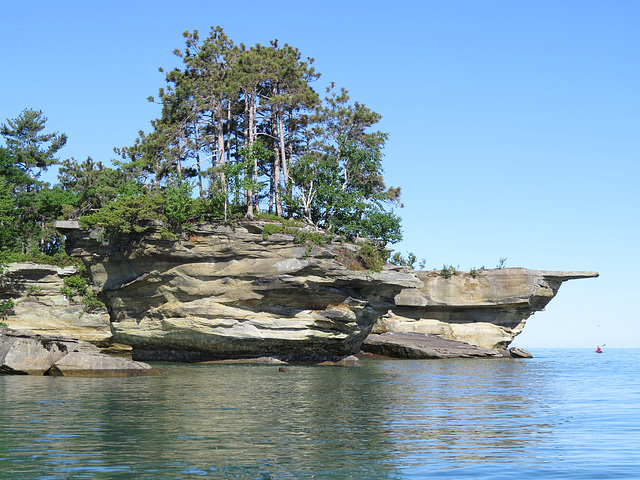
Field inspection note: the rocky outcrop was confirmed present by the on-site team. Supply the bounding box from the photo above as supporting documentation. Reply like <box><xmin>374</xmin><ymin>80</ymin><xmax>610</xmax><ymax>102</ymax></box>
<box><xmin>362</xmin><ymin>332</ymin><xmax>507</xmax><ymax>359</ymax></box>
<box><xmin>379</xmin><ymin>269</ymin><xmax>599</xmax><ymax>349</ymax></box>
<box><xmin>0</xmin><ymin>327</ymin><xmax>163</xmax><ymax>376</ymax></box>
<box><xmin>0</xmin><ymin>262</ymin><xmax>111</xmax><ymax>344</ymax></box>
<box><xmin>58</xmin><ymin>221</ymin><xmax>420</xmax><ymax>361</ymax></box>
<box><xmin>51</xmin><ymin>221</ymin><xmax>597</xmax><ymax>360</ymax></box>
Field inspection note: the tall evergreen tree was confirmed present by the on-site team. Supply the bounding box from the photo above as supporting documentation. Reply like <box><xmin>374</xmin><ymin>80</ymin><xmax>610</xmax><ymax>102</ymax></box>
<box><xmin>111</xmin><ymin>26</ymin><xmax>403</xmax><ymax>245</ymax></box>
<box><xmin>1</xmin><ymin>109</ymin><xmax>67</xmax><ymax>185</ymax></box>
<box><xmin>1</xmin><ymin>110</ymin><xmax>71</xmax><ymax>253</ymax></box>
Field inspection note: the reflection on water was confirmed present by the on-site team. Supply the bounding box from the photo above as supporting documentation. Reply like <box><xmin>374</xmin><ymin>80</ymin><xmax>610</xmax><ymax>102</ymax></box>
<box><xmin>1</xmin><ymin>350</ymin><xmax>639</xmax><ymax>479</ymax></box>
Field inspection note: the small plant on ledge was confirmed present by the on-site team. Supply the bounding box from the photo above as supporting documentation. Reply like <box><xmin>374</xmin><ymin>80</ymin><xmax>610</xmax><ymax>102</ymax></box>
<box><xmin>440</xmin><ymin>264</ymin><xmax>458</xmax><ymax>279</ymax></box>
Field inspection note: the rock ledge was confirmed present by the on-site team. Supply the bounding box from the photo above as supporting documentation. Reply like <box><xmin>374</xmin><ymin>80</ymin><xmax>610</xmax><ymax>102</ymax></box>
<box><xmin>0</xmin><ymin>327</ymin><xmax>164</xmax><ymax>377</ymax></box>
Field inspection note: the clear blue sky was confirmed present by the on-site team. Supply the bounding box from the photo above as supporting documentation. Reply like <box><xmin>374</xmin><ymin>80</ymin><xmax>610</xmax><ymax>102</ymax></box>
<box><xmin>2</xmin><ymin>0</ymin><xmax>638</xmax><ymax>348</ymax></box>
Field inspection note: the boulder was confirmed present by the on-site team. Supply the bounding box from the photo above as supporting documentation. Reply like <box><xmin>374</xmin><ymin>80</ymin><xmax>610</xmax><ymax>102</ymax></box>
<box><xmin>0</xmin><ymin>327</ymin><xmax>163</xmax><ymax>376</ymax></box>
<box><xmin>508</xmin><ymin>347</ymin><xmax>533</xmax><ymax>358</ymax></box>
<box><xmin>0</xmin><ymin>329</ymin><xmax>76</xmax><ymax>374</ymax></box>
<box><xmin>47</xmin><ymin>351</ymin><xmax>163</xmax><ymax>377</ymax></box>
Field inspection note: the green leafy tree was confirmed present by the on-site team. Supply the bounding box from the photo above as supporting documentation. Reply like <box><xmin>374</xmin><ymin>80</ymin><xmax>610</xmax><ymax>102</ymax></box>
<box><xmin>100</xmin><ymin>27</ymin><xmax>403</xmax><ymax>247</ymax></box>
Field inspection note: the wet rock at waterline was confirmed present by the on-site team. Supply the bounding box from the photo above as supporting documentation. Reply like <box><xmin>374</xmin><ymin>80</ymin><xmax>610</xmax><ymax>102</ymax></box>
<box><xmin>0</xmin><ymin>328</ymin><xmax>163</xmax><ymax>376</ymax></box>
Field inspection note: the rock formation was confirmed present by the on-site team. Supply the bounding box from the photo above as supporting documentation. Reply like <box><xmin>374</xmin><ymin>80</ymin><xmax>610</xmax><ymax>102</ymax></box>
<box><xmin>362</xmin><ymin>332</ymin><xmax>506</xmax><ymax>359</ymax></box>
<box><xmin>380</xmin><ymin>268</ymin><xmax>599</xmax><ymax>349</ymax></box>
<box><xmin>0</xmin><ymin>262</ymin><xmax>111</xmax><ymax>344</ymax></box>
<box><xmin>0</xmin><ymin>221</ymin><xmax>597</xmax><ymax>362</ymax></box>
<box><xmin>0</xmin><ymin>327</ymin><xmax>163</xmax><ymax>376</ymax></box>
<box><xmin>57</xmin><ymin>221</ymin><xmax>420</xmax><ymax>361</ymax></box>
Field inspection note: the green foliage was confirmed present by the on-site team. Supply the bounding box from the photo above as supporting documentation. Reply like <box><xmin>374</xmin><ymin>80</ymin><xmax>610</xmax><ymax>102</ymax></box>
<box><xmin>0</xmin><ymin>250</ymin><xmax>82</xmax><ymax>269</ymax></box>
<box><xmin>58</xmin><ymin>157</ymin><xmax>132</xmax><ymax>217</ymax></box>
<box><xmin>0</xmin><ymin>110</ymin><xmax>75</xmax><ymax>256</ymax></box>
<box><xmin>164</xmin><ymin>175</ymin><xmax>195</xmax><ymax>227</ymax></box>
<box><xmin>293</xmin><ymin>230</ymin><xmax>330</xmax><ymax>246</ymax></box>
<box><xmin>440</xmin><ymin>264</ymin><xmax>458</xmax><ymax>279</ymax></box>
<box><xmin>110</xmin><ymin>28</ymin><xmax>404</xmax><ymax>245</ymax></box>
<box><xmin>81</xmin><ymin>290</ymin><xmax>106</xmax><ymax>313</ymax></box>
<box><xmin>1</xmin><ymin>108</ymin><xmax>67</xmax><ymax>181</ymax></box>
<box><xmin>61</xmin><ymin>274</ymin><xmax>105</xmax><ymax>313</ymax></box>
<box><xmin>261</xmin><ymin>223</ymin><xmax>292</xmax><ymax>240</ymax></box>
<box><xmin>469</xmin><ymin>268</ymin><xmax>479</xmax><ymax>278</ymax></box>
<box><xmin>0</xmin><ymin>299</ymin><xmax>15</xmax><ymax>315</ymax></box>
<box><xmin>0</xmin><ymin>29</ymin><xmax>407</xmax><ymax>256</ymax></box>
<box><xmin>63</xmin><ymin>274</ymin><xmax>88</xmax><ymax>294</ymax></box>
<box><xmin>0</xmin><ymin>297</ymin><xmax>14</xmax><ymax>326</ymax></box>
<box><xmin>80</xmin><ymin>193</ymin><xmax>165</xmax><ymax>236</ymax></box>
<box><xmin>25</xmin><ymin>285</ymin><xmax>43</xmax><ymax>296</ymax></box>
<box><xmin>0</xmin><ymin>175</ymin><xmax>17</xmax><ymax>249</ymax></box>
<box><xmin>497</xmin><ymin>257</ymin><xmax>508</xmax><ymax>269</ymax></box>
<box><xmin>358</xmin><ymin>244</ymin><xmax>388</xmax><ymax>273</ymax></box>
<box><xmin>390</xmin><ymin>251</ymin><xmax>419</xmax><ymax>269</ymax></box>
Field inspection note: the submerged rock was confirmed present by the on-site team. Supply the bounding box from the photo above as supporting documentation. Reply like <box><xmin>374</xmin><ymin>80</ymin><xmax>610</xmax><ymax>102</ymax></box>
<box><xmin>47</xmin><ymin>351</ymin><xmax>163</xmax><ymax>377</ymax></box>
<box><xmin>362</xmin><ymin>332</ymin><xmax>505</xmax><ymax>359</ymax></box>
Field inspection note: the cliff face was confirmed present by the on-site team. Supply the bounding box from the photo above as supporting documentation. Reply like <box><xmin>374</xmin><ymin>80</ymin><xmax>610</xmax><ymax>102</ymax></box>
<box><xmin>380</xmin><ymin>269</ymin><xmax>598</xmax><ymax>349</ymax></box>
<box><xmin>58</xmin><ymin>221</ymin><xmax>419</xmax><ymax>361</ymax></box>
<box><xmin>0</xmin><ymin>262</ymin><xmax>111</xmax><ymax>345</ymax></box>
<box><xmin>35</xmin><ymin>221</ymin><xmax>596</xmax><ymax>359</ymax></box>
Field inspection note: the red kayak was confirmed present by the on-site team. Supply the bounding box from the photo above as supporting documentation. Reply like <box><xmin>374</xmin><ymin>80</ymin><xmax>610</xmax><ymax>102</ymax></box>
<box><xmin>595</xmin><ymin>346</ymin><xmax>603</xmax><ymax>353</ymax></box>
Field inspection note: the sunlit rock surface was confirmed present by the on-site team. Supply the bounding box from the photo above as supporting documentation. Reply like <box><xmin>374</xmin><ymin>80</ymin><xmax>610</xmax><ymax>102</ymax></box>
<box><xmin>58</xmin><ymin>221</ymin><xmax>420</xmax><ymax>361</ymax></box>
<box><xmin>379</xmin><ymin>268</ymin><xmax>599</xmax><ymax>349</ymax></box>
<box><xmin>0</xmin><ymin>262</ymin><xmax>111</xmax><ymax>344</ymax></box>
<box><xmin>0</xmin><ymin>327</ymin><xmax>163</xmax><ymax>376</ymax></box>
<box><xmin>54</xmin><ymin>221</ymin><xmax>598</xmax><ymax>359</ymax></box>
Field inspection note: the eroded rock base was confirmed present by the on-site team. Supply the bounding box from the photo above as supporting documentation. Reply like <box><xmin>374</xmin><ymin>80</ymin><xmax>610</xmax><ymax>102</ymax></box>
<box><xmin>362</xmin><ymin>332</ymin><xmax>531</xmax><ymax>359</ymax></box>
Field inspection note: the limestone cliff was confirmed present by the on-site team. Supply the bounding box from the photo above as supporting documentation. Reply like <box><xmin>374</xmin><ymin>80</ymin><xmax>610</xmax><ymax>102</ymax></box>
<box><xmin>381</xmin><ymin>268</ymin><xmax>598</xmax><ymax>349</ymax></box>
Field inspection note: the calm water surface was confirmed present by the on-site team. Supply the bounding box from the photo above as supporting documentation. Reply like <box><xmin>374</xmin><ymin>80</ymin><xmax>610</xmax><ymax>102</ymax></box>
<box><xmin>1</xmin><ymin>349</ymin><xmax>639</xmax><ymax>479</ymax></box>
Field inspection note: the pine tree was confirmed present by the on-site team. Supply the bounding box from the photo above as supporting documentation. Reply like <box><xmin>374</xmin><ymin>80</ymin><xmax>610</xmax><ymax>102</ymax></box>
<box><xmin>1</xmin><ymin>109</ymin><xmax>67</xmax><ymax>185</ymax></box>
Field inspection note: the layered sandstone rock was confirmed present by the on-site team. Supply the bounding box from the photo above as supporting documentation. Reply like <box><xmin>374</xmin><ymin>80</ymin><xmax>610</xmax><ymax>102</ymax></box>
<box><xmin>58</xmin><ymin>221</ymin><xmax>420</xmax><ymax>361</ymax></box>
<box><xmin>0</xmin><ymin>262</ymin><xmax>111</xmax><ymax>344</ymax></box>
<box><xmin>362</xmin><ymin>332</ymin><xmax>506</xmax><ymax>359</ymax></box>
<box><xmin>379</xmin><ymin>268</ymin><xmax>599</xmax><ymax>349</ymax></box>
<box><xmin>51</xmin><ymin>221</ymin><xmax>597</xmax><ymax>359</ymax></box>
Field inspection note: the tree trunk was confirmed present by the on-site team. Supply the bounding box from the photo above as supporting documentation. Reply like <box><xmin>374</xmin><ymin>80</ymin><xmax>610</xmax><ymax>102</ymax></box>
<box><xmin>244</xmin><ymin>91</ymin><xmax>257</xmax><ymax>219</ymax></box>
<box><xmin>277</xmin><ymin>107</ymin><xmax>289</xmax><ymax>216</ymax></box>
<box><xmin>271</xmin><ymin>111</ymin><xmax>283</xmax><ymax>217</ymax></box>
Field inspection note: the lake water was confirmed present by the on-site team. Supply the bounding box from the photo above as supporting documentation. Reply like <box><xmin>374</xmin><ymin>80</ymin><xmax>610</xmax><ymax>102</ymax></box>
<box><xmin>1</xmin><ymin>349</ymin><xmax>639</xmax><ymax>479</ymax></box>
